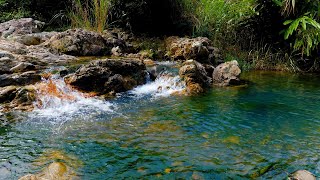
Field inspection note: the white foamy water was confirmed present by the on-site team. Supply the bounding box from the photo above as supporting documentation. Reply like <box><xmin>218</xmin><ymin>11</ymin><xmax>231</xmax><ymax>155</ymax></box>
<box><xmin>31</xmin><ymin>76</ymin><xmax>115</xmax><ymax>119</ymax></box>
<box><xmin>130</xmin><ymin>72</ymin><xmax>186</xmax><ymax>98</ymax></box>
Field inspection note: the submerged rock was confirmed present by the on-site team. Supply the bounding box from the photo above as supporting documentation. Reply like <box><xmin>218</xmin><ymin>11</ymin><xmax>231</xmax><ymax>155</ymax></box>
<box><xmin>0</xmin><ymin>18</ymin><xmax>45</xmax><ymax>38</ymax></box>
<box><xmin>179</xmin><ymin>60</ymin><xmax>211</xmax><ymax>95</ymax></box>
<box><xmin>65</xmin><ymin>59</ymin><xmax>147</xmax><ymax>95</ymax></box>
<box><xmin>165</xmin><ymin>36</ymin><xmax>222</xmax><ymax>64</ymax></box>
<box><xmin>288</xmin><ymin>170</ymin><xmax>316</xmax><ymax>180</ymax></box>
<box><xmin>212</xmin><ymin>60</ymin><xmax>242</xmax><ymax>86</ymax></box>
<box><xmin>19</xmin><ymin>162</ymin><xmax>75</xmax><ymax>180</ymax></box>
<box><xmin>45</xmin><ymin>28</ymin><xmax>126</xmax><ymax>56</ymax></box>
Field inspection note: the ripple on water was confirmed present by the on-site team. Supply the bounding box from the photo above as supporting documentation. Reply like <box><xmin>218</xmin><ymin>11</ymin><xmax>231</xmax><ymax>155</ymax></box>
<box><xmin>1</xmin><ymin>71</ymin><xmax>320</xmax><ymax>179</ymax></box>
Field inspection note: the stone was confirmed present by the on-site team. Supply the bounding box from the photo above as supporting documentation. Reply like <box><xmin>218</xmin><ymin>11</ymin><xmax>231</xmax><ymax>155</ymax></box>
<box><xmin>10</xmin><ymin>62</ymin><xmax>35</xmax><ymax>73</ymax></box>
<box><xmin>288</xmin><ymin>170</ymin><xmax>316</xmax><ymax>180</ymax></box>
<box><xmin>0</xmin><ymin>86</ymin><xmax>18</xmax><ymax>103</ymax></box>
<box><xmin>19</xmin><ymin>162</ymin><xmax>75</xmax><ymax>180</ymax></box>
<box><xmin>65</xmin><ymin>59</ymin><xmax>147</xmax><ymax>95</ymax></box>
<box><xmin>212</xmin><ymin>60</ymin><xmax>242</xmax><ymax>86</ymax></box>
<box><xmin>0</xmin><ymin>38</ymin><xmax>28</xmax><ymax>54</ymax></box>
<box><xmin>166</xmin><ymin>36</ymin><xmax>221</xmax><ymax>64</ymax></box>
<box><xmin>179</xmin><ymin>60</ymin><xmax>211</xmax><ymax>95</ymax></box>
<box><xmin>0</xmin><ymin>85</ymin><xmax>36</xmax><ymax>112</ymax></box>
<box><xmin>0</xmin><ymin>18</ymin><xmax>45</xmax><ymax>38</ymax></box>
<box><xmin>0</xmin><ymin>71</ymin><xmax>41</xmax><ymax>87</ymax></box>
<box><xmin>12</xmin><ymin>32</ymin><xmax>58</xmax><ymax>46</ymax></box>
<box><xmin>45</xmin><ymin>28</ymin><xmax>127</xmax><ymax>56</ymax></box>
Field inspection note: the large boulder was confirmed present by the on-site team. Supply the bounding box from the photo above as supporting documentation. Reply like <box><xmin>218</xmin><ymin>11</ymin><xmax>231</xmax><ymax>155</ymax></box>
<box><xmin>45</xmin><ymin>28</ymin><xmax>127</xmax><ymax>56</ymax></box>
<box><xmin>0</xmin><ymin>18</ymin><xmax>45</xmax><ymax>38</ymax></box>
<box><xmin>165</xmin><ymin>36</ymin><xmax>222</xmax><ymax>64</ymax></box>
<box><xmin>212</xmin><ymin>60</ymin><xmax>241</xmax><ymax>86</ymax></box>
<box><xmin>65</xmin><ymin>59</ymin><xmax>147</xmax><ymax>95</ymax></box>
<box><xmin>179</xmin><ymin>60</ymin><xmax>211</xmax><ymax>95</ymax></box>
<box><xmin>288</xmin><ymin>170</ymin><xmax>316</xmax><ymax>180</ymax></box>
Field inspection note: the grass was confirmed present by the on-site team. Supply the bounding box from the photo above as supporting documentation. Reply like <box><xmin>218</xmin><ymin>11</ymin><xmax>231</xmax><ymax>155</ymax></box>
<box><xmin>69</xmin><ymin>0</ymin><xmax>110</xmax><ymax>33</ymax></box>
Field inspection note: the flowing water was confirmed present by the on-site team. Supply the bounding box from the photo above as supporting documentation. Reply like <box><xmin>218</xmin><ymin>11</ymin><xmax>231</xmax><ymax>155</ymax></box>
<box><xmin>0</xmin><ymin>66</ymin><xmax>320</xmax><ymax>179</ymax></box>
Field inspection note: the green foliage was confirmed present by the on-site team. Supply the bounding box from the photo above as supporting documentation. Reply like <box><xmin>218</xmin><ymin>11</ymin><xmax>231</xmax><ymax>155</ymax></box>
<box><xmin>69</xmin><ymin>0</ymin><xmax>110</xmax><ymax>33</ymax></box>
<box><xmin>181</xmin><ymin>0</ymin><xmax>256</xmax><ymax>39</ymax></box>
<box><xmin>281</xmin><ymin>0</ymin><xmax>320</xmax><ymax>57</ymax></box>
<box><xmin>0</xmin><ymin>0</ymin><xmax>31</xmax><ymax>22</ymax></box>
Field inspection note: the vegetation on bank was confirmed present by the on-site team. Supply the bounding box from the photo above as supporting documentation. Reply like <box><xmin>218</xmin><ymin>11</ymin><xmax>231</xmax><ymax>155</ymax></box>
<box><xmin>0</xmin><ymin>0</ymin><xmax>319</xmax><ymax>72</ymax></box>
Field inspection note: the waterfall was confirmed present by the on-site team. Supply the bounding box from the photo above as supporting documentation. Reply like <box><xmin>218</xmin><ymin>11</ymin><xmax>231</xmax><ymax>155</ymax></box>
<box><xmin>32</xmin><ymin>74</ymin><xmax>115</xmax><ymax>119</ymax></box>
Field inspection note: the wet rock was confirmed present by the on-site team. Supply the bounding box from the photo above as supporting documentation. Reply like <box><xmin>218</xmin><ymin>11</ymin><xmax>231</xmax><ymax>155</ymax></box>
<box><xmin>0</xmin><ymin>71</ymin><xmax>41</xmax><ymax>87</ymax></box>
<box><xmin>288</xmin><ymin>170</ymin><xmax>316</xmax><ymax>180</ymax></box>
<box><xmin>0</xmin><ymin>18</ymin><xmax>45</xmax><ymax>38</ymax></box>
<box><xmin>45</xmin><ymin>28</ymin><xmax>127</xmax><ymax>56</ymax></box>
<box><xmin>143</xmin><ymin>59</ymin><xmax>156</xmax><ymax>67</ymax></box>
<box><xmin>165</xmin><ymin>36</ymin><xmax>222</xmax><ymax>64</ymax></box>
<box><xmin>19</xmin><ymin>162</ymin><xmax>75</xmax><ymax>180</ymax></box>
<box><xmin>212</xmin><ymin>60</ymin><xmax>242</xmax><ymax>86</ymax></box>
<box><xmin>0</xmin><ymin>85</ymin><xmax>36</xmax><ymax>111</ymax></box>
<box><xmin>179</xmin><ymin>60</ymin><xmax>211</xmax><ymax>95</ymax></box>
<box><xmin>65</xmin><ymin>59</ymin><xmax>147</xmax><ymax>95</ymax></box>
<box><xmin>0</xmin><ymin>86</ymin><xmax>18</xmax><ymax>103</ymax></box>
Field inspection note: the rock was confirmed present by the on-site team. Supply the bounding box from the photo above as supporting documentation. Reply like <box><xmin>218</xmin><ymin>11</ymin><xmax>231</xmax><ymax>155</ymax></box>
<box><xmin>0</xmin><ymin>71</ymin><xmax>41</xmax><ymax>87</ymax></box>
<box><xmin>0</xmin><ymin>38</ymin><xmax>76</xmax><ymax>67</ymax></box>
<box><xmin>143</xmin><ymin>59</ymin><xmax>156</xmax><ymax>67</ymax></box>
<box><xmin>0</xmin><ymin>38</ymin><xmax>28</xmax><ymax>54</ymax></box>
<box><xmin>12</xmin><ymin>32</ymin><xmax>58</xmax><ymax>46</ymax></box>
<box><xmin>111</xmin><ymin>46</ymin><xmax>122</xmax><ymax>56</ymax></box>
<box><xmin>0</xmin><ymin>18</ymin><xmax>45</xmax><ymax>38</ymax></box>
<box><xmin>166</xmin><ymin>36</ymin><xmax>221</xmax><ymax>64</ymax></box>
<box><xmin>19</xmin><ymin>162</ymin><xmax>74</xmax><ymax>180</ymax></box>
<box><xmin>10</xmin><ymin>62</ymin><xmax>35</xmax><ymax>73</ymax></box>
<box><xmin>212</xmin><ymin>60</ymin><xmax>242</xmax><ymax>86</ymax></box>
<box><xmin>0</xmin><ymin>86</ymin><xmax>18</xmax><ymax>103</ymax></box>
<box><xmin>65</xmin><ymin>59</ymin><xmax>147</xmax><ymax>95</ymax></box>
<box><xmin>25</xmin><ymin>45</ymin><xmax>77</xmax><ymax>65</ymax></box>
<box><xmin>45</xmin><ymin>28</ymin><xmax>127</xmax><ymax>56</ymax></box>
<box><xmin>179</xmin><ymin>60</ymin><xmax>211</xmax><ymax>95</ymax></box>
<box><xmin>0</xmin><ymin>85</ymin><xmax>36</xmax><ymax>111</ymax></box>
<box><xmin>288</xmin><ymin>170</ymin><xmax>316</xmax><ymax>180</ymax></box>
<box><xmin>0</xmin><ymin>57</ymin><xmax>16</xmax><ymax>74</ymax></box>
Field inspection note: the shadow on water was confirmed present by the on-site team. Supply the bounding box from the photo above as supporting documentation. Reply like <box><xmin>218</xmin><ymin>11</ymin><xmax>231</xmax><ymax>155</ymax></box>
<box><xmin>1</xmin><ymin>70</ymin><xmax>320</xmax><ymax>179</ymax></box>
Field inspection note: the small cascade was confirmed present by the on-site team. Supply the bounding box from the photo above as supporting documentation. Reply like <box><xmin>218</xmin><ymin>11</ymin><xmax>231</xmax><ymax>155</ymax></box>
<box><xmin>32</xmin><ymin>74</ymin><xmax>114</xmax><ymax>119</ymax></box>
<box><xmin>130</xmin><ymin>71</ymin><xmax>186</xmax><ymax>98</ymax></box>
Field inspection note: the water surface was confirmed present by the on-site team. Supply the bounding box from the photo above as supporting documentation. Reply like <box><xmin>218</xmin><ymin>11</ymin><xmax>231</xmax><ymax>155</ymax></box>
<box><xmin>0</xmin><ymin>71</ymin><xmax>320</xmax><ymax>179</ymax></box>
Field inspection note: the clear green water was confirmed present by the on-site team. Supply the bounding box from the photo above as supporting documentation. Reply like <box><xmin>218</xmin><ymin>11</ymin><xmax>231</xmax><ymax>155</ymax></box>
<box><xmin>1</xmin><ymin>71</ymin><xmax>320</xmax><ymax>179</ymax></box>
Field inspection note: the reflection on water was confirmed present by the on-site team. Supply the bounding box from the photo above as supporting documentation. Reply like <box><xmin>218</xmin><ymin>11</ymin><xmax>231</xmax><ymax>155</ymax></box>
<box><xmin>1</xmin><ymin>71</ymin><xmax>320</xmax><ymax>179</ymax></box>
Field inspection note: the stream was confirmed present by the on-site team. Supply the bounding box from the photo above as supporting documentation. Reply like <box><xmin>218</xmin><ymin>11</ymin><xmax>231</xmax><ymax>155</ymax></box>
<box><xmin>0</xmin><ymin>63</ymin><xmax>320</xmax><ymax>179</ymax></box>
